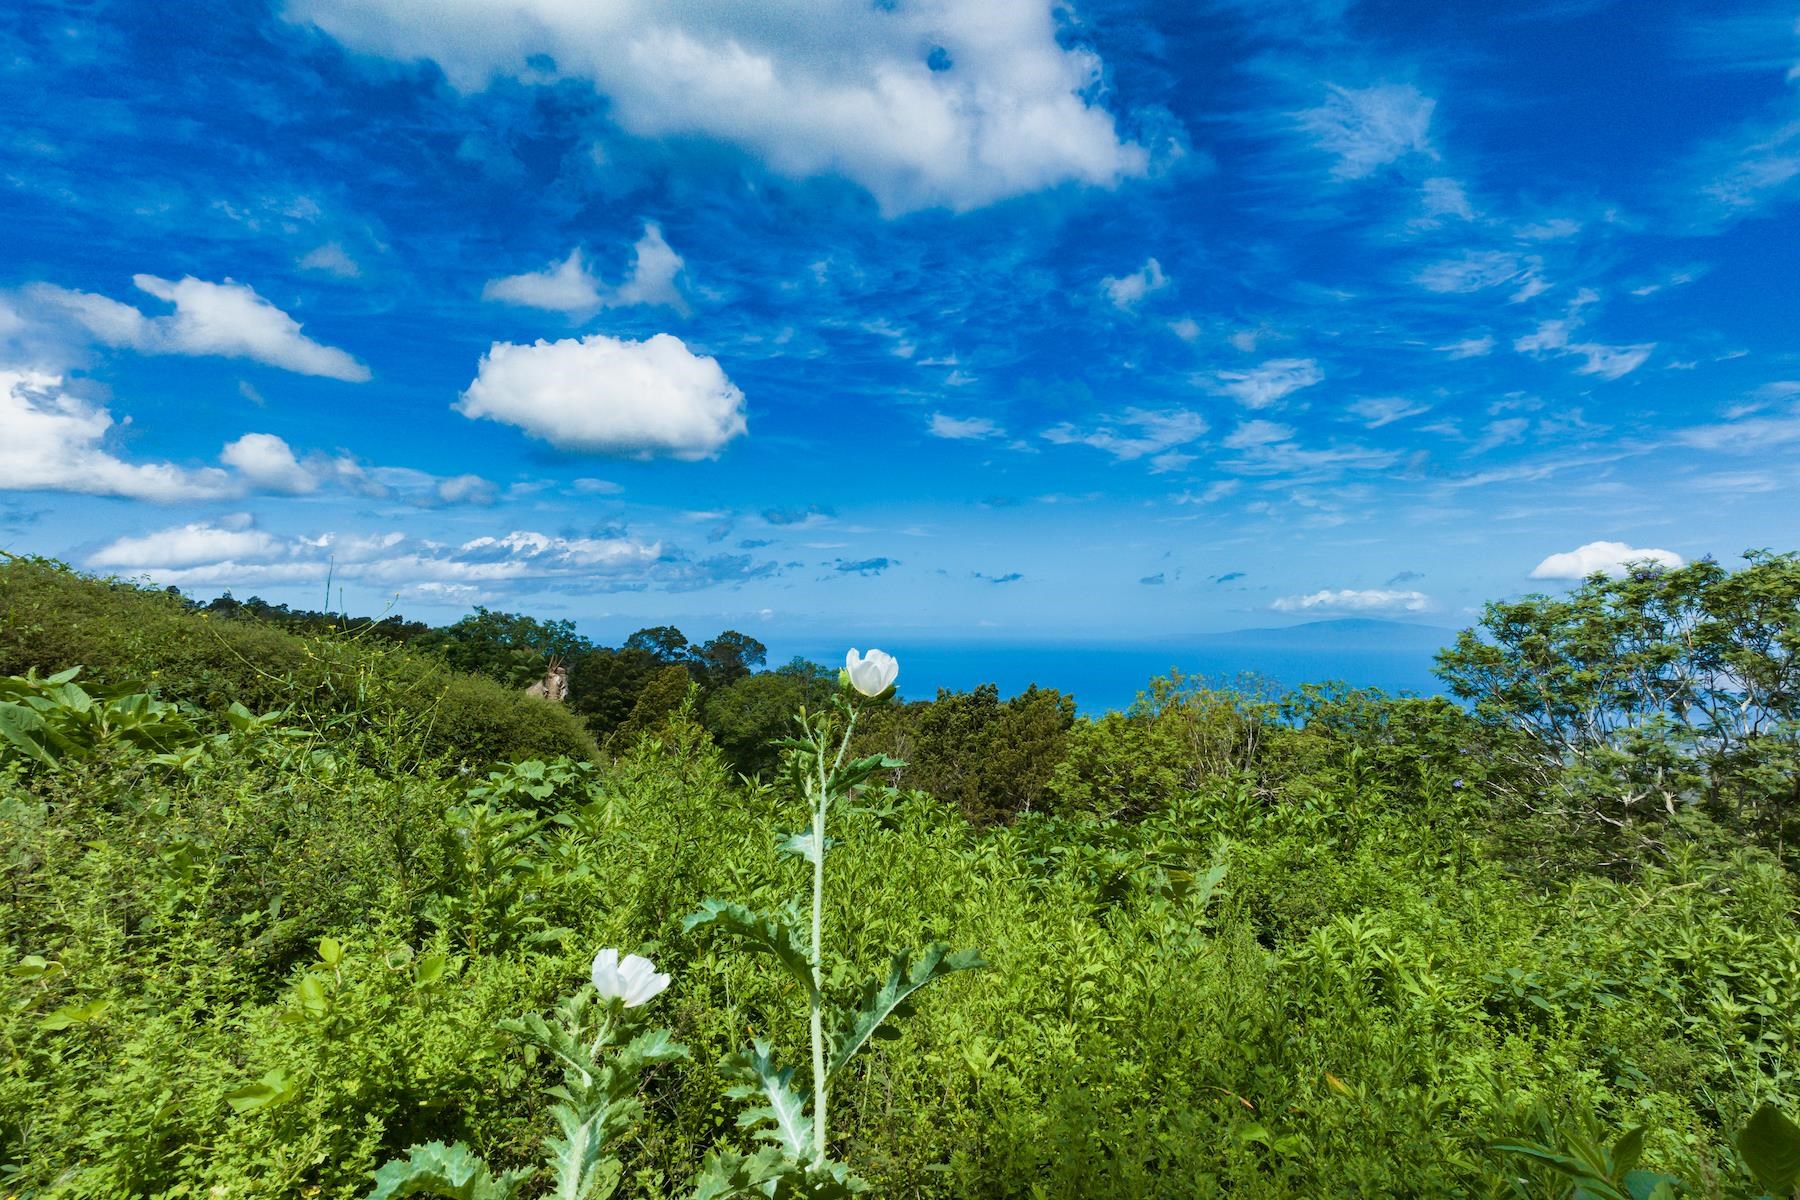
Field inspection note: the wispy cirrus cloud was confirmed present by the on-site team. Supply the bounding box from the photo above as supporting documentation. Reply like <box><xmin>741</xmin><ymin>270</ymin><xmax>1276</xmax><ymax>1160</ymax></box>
<box><xmin>1297</xmin><ymin>82</ymin><xmax>1436</xmax><ymax>179</ymax></box>
<box><xmin>929</xmin><ymin>412</ymin><xmax>1005</xmax><ymax>440</ymax></box>
<box><xmin>1272</xmin><ymin>587</ymin><xmax>1433</xmax><ymax>613</ymax></box>
<box><xmin>1101</xmin><ymin>258</ymin><xmax>1169</xmax><ymax>310</ymax></box>
<box><xmin>1208</xmin><ymin>358</ymin><xmax>1323</xmax><ymax>409</ymax></box>
<box><xmin>1042</xmin><ymin>408</ymin><xmax>1208</xmax><ymax>464</ymax></box>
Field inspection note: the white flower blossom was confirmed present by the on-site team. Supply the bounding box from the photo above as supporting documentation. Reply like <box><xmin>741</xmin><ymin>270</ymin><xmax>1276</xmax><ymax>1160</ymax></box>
<box><xmin>844</xmin><ymin>647</ymin><xmax>899</xmax><ymax>698</ymax></box>
<box><xmin>590</xmin><ymin>948</ymin><xmax>670</xmax><ymax>1007</ymax></box>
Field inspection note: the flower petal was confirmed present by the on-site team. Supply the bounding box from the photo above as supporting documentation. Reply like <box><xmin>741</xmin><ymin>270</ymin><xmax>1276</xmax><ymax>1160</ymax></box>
<box><xmin>591</xmin><ymin>948</ymin><xmax>624</xmax><ymax>1000</ymax></box>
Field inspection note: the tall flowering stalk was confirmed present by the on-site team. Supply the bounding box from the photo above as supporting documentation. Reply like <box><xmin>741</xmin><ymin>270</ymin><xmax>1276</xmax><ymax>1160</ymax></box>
<box><xmin>685</xmin><ymin>649</ymin><xmax>985</xmax><ymax>1197</ymax></box>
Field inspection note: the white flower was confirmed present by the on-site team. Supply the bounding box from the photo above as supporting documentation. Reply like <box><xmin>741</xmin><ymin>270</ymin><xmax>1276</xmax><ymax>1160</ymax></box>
<box><xmin>844</xmin><ymin>647</ymin><xmax>899</xmax><ymax>698</ymax></box>
<box><xmin>590</xmin><ymin>948</ymin><xmax>670</xmax><ymax>1007</ymax></box>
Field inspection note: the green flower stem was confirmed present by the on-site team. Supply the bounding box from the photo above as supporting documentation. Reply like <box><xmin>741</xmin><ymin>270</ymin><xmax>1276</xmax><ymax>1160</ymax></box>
<box><xmin>809</xmin><ymin>705</ymin><xmax>857</xmax><ymax>1167</ymax></box>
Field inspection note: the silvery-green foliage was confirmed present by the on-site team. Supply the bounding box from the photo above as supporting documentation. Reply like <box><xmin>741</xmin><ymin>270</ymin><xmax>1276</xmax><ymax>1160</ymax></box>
<box><xmin>682</xmin><ymin>902</ymin><xmax>816</xmax><ymax>1002</ymax></box>
<box><xmin>685</xmin><ymin>668</ymin><xmax>985</xmax><ymax>1194</ymax></box>
<box><xmin>371</xmin><ymin>1142</ymin><xmax>529</xmax><ymax>1200</ymax></box>
<box><xmin>828</xmin><ymin>944</ymin><xmax>986</xmax><ymax>1084</ymax></box>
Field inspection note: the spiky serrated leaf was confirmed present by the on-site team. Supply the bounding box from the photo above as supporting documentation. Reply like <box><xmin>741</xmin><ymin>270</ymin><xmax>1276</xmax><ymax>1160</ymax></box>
<box><xmin>369</xmin><ymin>1141</ymin><xmax>526</xmax><ymax>1200</ymax></box>
<box><xmin>770</xmin><ymin>1161</ymin><xmax>870</xmax><ymax>1198</ymax></box>
<box><xmin>690</xmin><ymin>1147</ymin><xmax>794</xmax><ymax>1200</ymax></box>
<box><xmin>683</xmin><ymin>901</ymin><xmax>817</xmax><ymax>1002</ymax></box>
<box><xmin>510</xmin><ymin>1010</ymin><xmax>591</xmax><ymax>1072</ymax></box>
<box><xmin>825</xmin><ymin>753</ymin><xmax>902</xmax><ymax>797</ymax></box>
<box><xmin>722</xmin><ymin>1039</ymin><xmax>815</xmax><ymax>1161</ymax></box>
<box><xmin>827</xmin><ymin>944</ymin><xmax>986</xmax><ymax>1084</ymax></box>
<box><xmin>775</xmin><ymin>830</ymin><xmax>832</xmax><ymax>865</ymax></box>
<box><xmin>544</xmin><ymin>1098</ymin><xmax>630</xmax><ymax>1200</ymax></box>
<box><xmin>616</xmin><ymin>1025</ymin><xmax>687</xmax><ymax>1072</ymax></box>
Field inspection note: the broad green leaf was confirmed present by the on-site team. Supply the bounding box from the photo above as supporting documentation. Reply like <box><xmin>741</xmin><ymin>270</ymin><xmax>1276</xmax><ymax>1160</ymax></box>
<box><xmin>1611</xmin><ymin>1126</ymin><xmax>1646</xmax><ymax>1175</ymax></box>
<box><xmin>414</xmin><ymin>953</ymin><xmax>448</xmax><ymax>988</ymax></box>
<box><xmin>0</xmin><ymin>702</ymin><xmax>57</xmax><ymax>767</ymax></box>
<box><xmin>9</xmin><ymin>954</ymin><xmax>61</xmax><ymax>981</ymax></box>
<box><xmin>370</xmin><ymin>1141</ymin><xmax>526</xmax><ymax>1200</ymax></box>
<box><xmin>1739</xmin><ymin>1103</ymin><xmax>1800</xmax><ymax>1192</ymax></box>
<box><xmin>683</xmin><ymin>900</ymin><xmax>817</xmax><ymax>1003</ymax></box>
<box><xmin>722</xmin><ymin>1039</ymin><xmax>815</xmax><ymax>1161</ymax></box>
<box><xmin>827</xmin><ymin>943</ymin><xmax>986</xmax><ymax>1084</ymax></box>
<box><xmin>38</xmin><ymin>997</ymin><xmax>110</xmax><ymax>1031</ymax></box>
<box><xmin>224</xmin><ymin>1067</ymin><xmax>298</xmax><ymax>1114</ymax></box>
<box><xmin>318</xmin><ymin>936</ymin><xmax>346</xmax><ymax>967</ymax></box>
<box><xmin>1622</xmin><ymin>1171</ymin><xmax>1682</xmax><ymax>1200</ymax></box>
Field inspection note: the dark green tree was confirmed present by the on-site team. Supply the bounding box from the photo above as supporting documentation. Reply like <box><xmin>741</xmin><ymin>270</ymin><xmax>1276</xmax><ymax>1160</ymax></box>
<box><xmin>702</xmin><ymin>657</ymin><xmax>835</xmax><ymax>777</ymax></box>
<box><xmin>692</xmin><ymin>630</ymin><xmax>768</xmax><ymax>689</ymax></box>
<box><xmin>413</xmin><ymin>608</ymin><xmax>590</xmax><ymax>689</ymax></box>
<box><xmin>624</xmin><ymin>625</ymin><xmax>692</xmax><ymax>665</ymax></box>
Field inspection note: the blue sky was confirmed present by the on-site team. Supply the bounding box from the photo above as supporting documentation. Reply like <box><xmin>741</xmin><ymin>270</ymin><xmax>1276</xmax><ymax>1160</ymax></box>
<box><xmin>3</xmin><ymin>0</ymin><xmax>1797</xmax><ymax>654</ymax></box>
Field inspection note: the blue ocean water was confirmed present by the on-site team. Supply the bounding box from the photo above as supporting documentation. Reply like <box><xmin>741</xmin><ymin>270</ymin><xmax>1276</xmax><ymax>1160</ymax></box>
<box><xmin>790</xmin><ymin>621</ymin><xmax>1457</xmax><ymax>714</ymax></box>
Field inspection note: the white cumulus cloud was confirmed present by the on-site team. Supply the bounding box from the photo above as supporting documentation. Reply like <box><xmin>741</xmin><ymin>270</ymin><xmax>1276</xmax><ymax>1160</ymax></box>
<box><xmin>0</xmin><ymin>369</ymin><xmax>232</xmax><ymax>502</ymax></box>
<box><xmin>89</xmin><ymin>518</ymin><xmax>279</xmax><ymax>570</ymax></box>
<box><xmin>220</xmin><ymin>433</ymin><xmax>318</xmax><ymax>494</ymax></box>
<box><xmin>1272</xmin><ymin>588</ymin><xmax>1433</xmax><ymax>613</ymax></box>
<box><xmin>1530</xmin><ymin>541</ymin><xmax>1684</xmax><ymax>579</ymax></box>
<box><xmin>456</xmin><ymin>332</ymin><xmax>747</xmax><ymax>459</ymax></box>
<box><xmin>483</xmin><ymin>250</ymin><xmax>602</xmax><ymax>313</ymax></box>
<box><xmin>483</xmin><ymin>223</ymin><xmax>688</xmax><ymax>315</ymax></box>
<box><xmin>30</xmin><ymin>275</ymin><xmax>369</xmax><ymax>381</ymax></box>
<box><xmin>285</xmin><ymin>0</ymin><xmax>1150</xmax><ymax>214</ymax></box>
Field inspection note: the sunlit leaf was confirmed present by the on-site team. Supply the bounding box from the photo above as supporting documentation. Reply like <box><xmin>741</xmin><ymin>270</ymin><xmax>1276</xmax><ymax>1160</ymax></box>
<box><xmin>224</xmin><ymin>1067</ymin><xmax>299</xmax><ymax>1115</ymax></box>
<box><xmin>369</xmin><ymin>1140</ymin><xmax>526</xmax><ymax>1200</ymax></box>
<box><xmin>1739</xmin><ymin>1103</ymin><xmax>1800</xmax><ymax>1192</ymax></box>
<box><xmin>683</xmin><ymin>900</ymin><xmax>817</xmax><ymax>1002</ymax></box>
<box><xmin>722</xmin><ymin>1039</ymin><xmax>815</xmax><ymax>1162</ymax></box>
<box><xmin>827</xmin><ymin>943</ymin><xmax>986</xmax><ymax>1083</ymax></box>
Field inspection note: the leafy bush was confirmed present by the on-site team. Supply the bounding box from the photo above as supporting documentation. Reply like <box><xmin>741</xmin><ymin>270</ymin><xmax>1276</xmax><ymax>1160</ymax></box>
<box><xmin>0</xmin><ymin>557</ymin><xmax>597</xmax><ymax>768</ymax></box>
<box><xmin>3</xmin><ymin>561</ymin><xmax>1798</xmax><ymax>1197</ymax></box>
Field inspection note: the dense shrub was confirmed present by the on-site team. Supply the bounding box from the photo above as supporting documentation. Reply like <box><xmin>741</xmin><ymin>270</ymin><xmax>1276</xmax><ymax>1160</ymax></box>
<box><xmin>0</xmin><ymin>557</ymin><xmax>597</xmax><ymax>767</ymax></box>
<box><xmin>3</xmin><ymin>556</ymin><xmax>1798</xmax><ymax>1197</ymax></box>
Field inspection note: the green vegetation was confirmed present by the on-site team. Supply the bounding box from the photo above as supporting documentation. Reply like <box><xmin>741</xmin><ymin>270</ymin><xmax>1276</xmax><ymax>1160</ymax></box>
<box><xmin>1</xmin><ymin>553</ymin><xmax>1796</xmax><ymax>1198</ymax></box>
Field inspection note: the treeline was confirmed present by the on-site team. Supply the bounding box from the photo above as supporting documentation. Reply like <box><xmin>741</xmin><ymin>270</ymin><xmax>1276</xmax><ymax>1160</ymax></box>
<box><xmin>180</xmin><ymin>594</ymin><xmax>1080</xmax><ymax>814</ymax></box>
<box><xmin>182</xmin><ymin>548</ymin><xmax>1800</xmax><ymax>861</ymax></box>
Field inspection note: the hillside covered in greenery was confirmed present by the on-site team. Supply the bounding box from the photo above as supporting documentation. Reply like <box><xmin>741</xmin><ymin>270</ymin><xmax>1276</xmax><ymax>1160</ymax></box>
<box><xmin>1</xmin><ymin>553</ymin><xmax>1797</xmax><ymax>1198</ymax></box>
